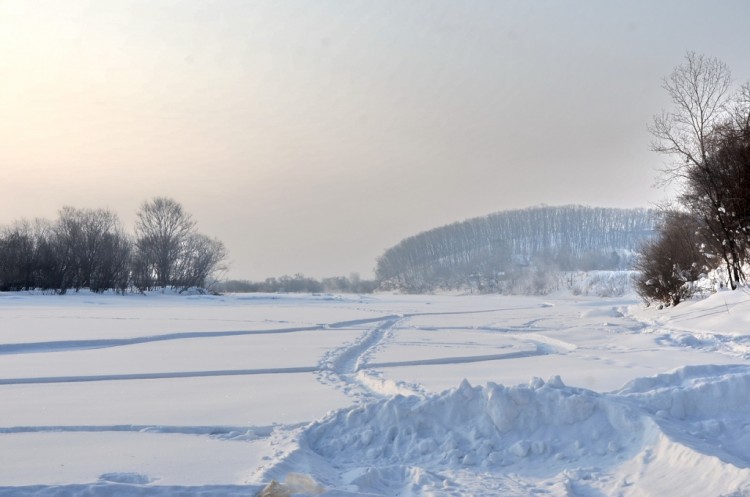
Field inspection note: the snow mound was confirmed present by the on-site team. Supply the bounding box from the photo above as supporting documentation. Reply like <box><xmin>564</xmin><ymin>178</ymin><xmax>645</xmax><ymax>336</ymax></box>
<box><xmin>616</xmin><ymin>364</ymin><xmax>750</xmax><ymax>465</ymax></box>
<box><xmin>305</xmin><ymin>378</ymin><xmax>644</xmax><ymax>473</ymax></box>
<box><xmin>291</xmin><ymin>370</ymin><xmax>750</xmax><ymax>495</ymax></box>
<box><xmin>579</xmin><ymin>306</ymin><xmax>626</xmax><ymax>319</ymax></box>
<box><xmin>617</xmin><ymin>364</ymin><xmax>750</xmax><ymax>421</ymax></box>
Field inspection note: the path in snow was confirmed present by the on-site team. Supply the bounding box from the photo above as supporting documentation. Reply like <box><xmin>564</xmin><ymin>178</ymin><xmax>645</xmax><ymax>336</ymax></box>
<box><xmin>314</xmin><ymin>307</ymin><xmax>549</xmax><ymax>402</ymax></box>
<box><xmin>316</xmin><ymin>317</ymin><xmax>415</xmax><ymax>402</ymax></box>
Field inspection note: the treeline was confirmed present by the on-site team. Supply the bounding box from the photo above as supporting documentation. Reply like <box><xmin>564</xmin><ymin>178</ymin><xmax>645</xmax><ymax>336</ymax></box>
<box><xmin>636</xmin><ymin>53</ymin><xmax>750</xmax><ymax>306</ymax></box>
<box><xmin>376</xmin><ymin>205</ymin><xmax>657</xmax><ymax>293</ymax></box>
<box><xmin>216</xmin><ymin>273</ymin><xmax>377</xmax><ymax>294</ymax></box>
<box><xmin>0</xmin><ymin>197</ymin><xmax>227</xmax><ymax>294</ymax></box>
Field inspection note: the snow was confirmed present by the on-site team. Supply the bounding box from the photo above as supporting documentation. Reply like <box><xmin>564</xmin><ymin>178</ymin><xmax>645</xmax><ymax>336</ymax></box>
<box><xmin>1</xmin><ymin>290</ymin><xmax>750</xmax><ymax>496</ymax></box>
<box><xmin>0</xmin><ymin>431</ymin><xmax>271</xmax><ymax>486</ymax></box>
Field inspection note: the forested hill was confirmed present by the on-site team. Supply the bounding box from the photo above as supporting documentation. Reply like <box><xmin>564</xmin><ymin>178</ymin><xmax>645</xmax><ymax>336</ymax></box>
<box><xmin>375</xmin><ymin>205</ymin><xmax>657</xmax><ymax>293</ymax></box>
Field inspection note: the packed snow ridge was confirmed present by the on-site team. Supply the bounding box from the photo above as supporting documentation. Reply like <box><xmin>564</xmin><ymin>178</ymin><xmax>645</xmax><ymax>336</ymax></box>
<box><xmin>260</xmin><ymin>366</ymin><xmax>750</xmax><ymax>496</ymax></box>
<box><xmin>307</xmin><ymin>377</ymin><xmax>642</xmax><ymax>471</ymax></box>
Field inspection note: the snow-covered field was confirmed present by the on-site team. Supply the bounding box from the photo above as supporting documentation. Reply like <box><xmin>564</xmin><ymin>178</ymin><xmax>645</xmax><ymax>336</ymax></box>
<box><xmin>2</xmin><ymin>290</ymin><xmax>750</xmax><ymax>496</ymax></box>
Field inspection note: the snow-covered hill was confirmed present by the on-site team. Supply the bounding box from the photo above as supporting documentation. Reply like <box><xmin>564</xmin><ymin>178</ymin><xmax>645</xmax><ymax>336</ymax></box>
<box><xmin>376</xmin><ymin>205</ymin><xmax>656</xmax><ymax>293</ymax></box>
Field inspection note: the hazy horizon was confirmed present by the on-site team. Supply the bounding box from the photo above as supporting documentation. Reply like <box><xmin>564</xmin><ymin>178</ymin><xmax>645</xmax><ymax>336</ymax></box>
<box><xmin>3</xmin><ymin>1</ymin><xmax>750</xmax><ymax>280</ymax></box>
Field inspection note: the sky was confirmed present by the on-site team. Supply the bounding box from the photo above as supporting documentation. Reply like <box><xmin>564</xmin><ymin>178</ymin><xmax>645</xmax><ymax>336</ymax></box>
<box><xmin>2</xmin><ymin>1</ymin><xmax>750</xmax><ymax>280</ymax></box>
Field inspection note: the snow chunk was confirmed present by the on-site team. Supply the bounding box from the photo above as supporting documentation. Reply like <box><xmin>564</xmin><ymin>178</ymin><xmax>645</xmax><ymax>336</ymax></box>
<box><xmin>258</xmin><ymin>473</ymin><xmax>325</xmax><ymax>497</ymax></box>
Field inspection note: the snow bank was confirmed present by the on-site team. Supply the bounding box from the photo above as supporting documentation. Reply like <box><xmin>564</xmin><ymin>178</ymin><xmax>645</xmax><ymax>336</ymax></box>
<box><xmin>305</xmin><ymin>377</ymin><xmax>644</xmax><ymax>474</ymax></box>
<box><xmin>616</xmin><ymin>365</ymin><xmax>750</xmax><ymax>465</ymax></box>
<box><xmin>292</xmin><ymin>368</ymin><xmax>750</xmax><ymax>496</ymax></box>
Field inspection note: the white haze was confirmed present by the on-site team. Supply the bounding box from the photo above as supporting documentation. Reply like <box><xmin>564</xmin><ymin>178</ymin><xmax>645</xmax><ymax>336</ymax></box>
<box><xmin>1</xmin><ymin>1</ymin><xmax>750</xmax><ymax>279</ymax></box>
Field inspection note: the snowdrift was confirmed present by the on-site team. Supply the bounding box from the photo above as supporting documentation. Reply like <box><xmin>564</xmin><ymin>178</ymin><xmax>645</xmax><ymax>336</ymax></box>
<box><xmin>617</xmin><ymin>364</ymin><xmax>750</xmax><ymax>466</ymax></box>
<box><xmin>306</xmin><ymin>377</ymin><xmax>644</xmax><ymax>472</ymax></box>
<box><xmin>279</xmin><ymin>366</ymin><xmax>750</xmax><ymax>496</ymax></box>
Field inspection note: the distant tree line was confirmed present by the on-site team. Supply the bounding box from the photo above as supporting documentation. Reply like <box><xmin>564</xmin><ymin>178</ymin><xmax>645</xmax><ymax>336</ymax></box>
<box><xmin>0</xmin><ymin>197</ymin><xmax>227</xmax><ymax>293</ymax></box>
<box><xmin>375</xmin><ymin>205</ymin><xmax>657</xmax><ymax>293</ymax></box>
<box><xmin>216</xmin><ymin>273</ymin><xmax>377</xmax><ymax>294</ymax></box>
<box><xmin>637</xmin><ymin>53</ymin><xmax>750</xmax><ymax>306</ymax></box>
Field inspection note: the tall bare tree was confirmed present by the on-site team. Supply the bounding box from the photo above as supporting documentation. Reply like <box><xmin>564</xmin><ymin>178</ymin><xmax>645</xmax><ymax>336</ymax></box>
<box><xmin>135</xmin><ymin>197</ymin><xmax>196</xmax><ymax>289</ymax></box>
<box><xmin>650</xmin><ymin>52</ymin><xmax>732</xmax><ymax>181</ymax></box>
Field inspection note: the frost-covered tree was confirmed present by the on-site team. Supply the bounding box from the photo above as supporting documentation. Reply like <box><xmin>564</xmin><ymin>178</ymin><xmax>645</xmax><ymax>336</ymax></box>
<box><xmin>682</xmin><ymin>119</ymin><xmax>750</xmax><ymax>286</ymax></box>
<box><xmin>650</xmin><ymin>53</ymin><xmax>750</xmax><ymax>289</ymax></box>
<box><xmin>376</xmin><ymin>205</ymin><xmax>657</xmax><ymax>293</ymax></box>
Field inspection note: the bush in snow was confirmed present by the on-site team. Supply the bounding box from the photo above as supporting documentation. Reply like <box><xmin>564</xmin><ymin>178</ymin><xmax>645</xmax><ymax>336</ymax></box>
<box><xmin>634</xmin><ymin>211</ymin><xmax>707</xmax><ymax>307</ymax></box>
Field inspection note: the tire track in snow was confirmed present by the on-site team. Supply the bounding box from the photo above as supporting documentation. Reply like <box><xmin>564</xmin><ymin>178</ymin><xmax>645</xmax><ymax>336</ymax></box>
<box><xmin>0</xmin><ymin>484</ymin><xmax>261</xmax><ymax>497</ymax></box>
<box><xmin>0</xmin><ymin>307</ymin><xmax>543</xmax><ymax>388</ymax></box>
<box><xmin>0</xmin><ymin>306</ymin><xmax>533</xmax><ymax>357</ymax></box>
<box><xmin>0</xmin><ymin>366</ymin><xmax>319</xmax><ymax>385</ymax></box>
<box><xmin>0</xmin><ymin>423</ymin><xmax>297</xmax><ymax>440</ymax></box>
<box><xmin>0</xmin><ymin>315</ymin><xmax>401</xmax><ymax>356</ymax></box>
<box><xmin>363</xmin><ymin>346</ymin><xmax>547</xmax><ymax>369</ymax></box>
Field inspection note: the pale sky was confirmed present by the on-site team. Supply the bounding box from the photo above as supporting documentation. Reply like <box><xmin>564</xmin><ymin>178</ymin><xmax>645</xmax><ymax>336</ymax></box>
<box><xmin>2</xmin><ymin>1</ymin><xmax>750</xmax><ymax>280</ymax></box>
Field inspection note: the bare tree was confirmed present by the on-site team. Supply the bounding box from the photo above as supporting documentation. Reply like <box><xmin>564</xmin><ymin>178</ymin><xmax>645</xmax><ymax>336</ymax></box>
<box><xmin>90</xmin><ymin>230</ymin><xmax>132</xmax><ymax>293</ymax></box>
<box><xmin>54</xmin><ymin>207</ymin><xmax>129</xmax><ymax>292</ymax></box>
<box><xmin>135</xmin><ymin>197</ymin><xmax>196</xmax><ymax>289</ymax></box>
<box><xmin>32</xmin><ymin>219</ymin><xmax>68</xmax><ymax>292</ymax></box>
<box><xmin>173</xmin><ymin>234</ymin><xmax>228</xmax><ymax>290</ymax></box>
<box><xmin>1</xmin><ymin>199</ymin><xmax>225</xmax><ymax>294</ymax></box>
<box><xmin>650</xmin><ymin>52</ymin><xmax>732</xmax><ymax>182</ymax></box>
<box><xmin>0</xmin><ymin>221</ymin><xmax>37</xmax><ymax>291</ymax></box>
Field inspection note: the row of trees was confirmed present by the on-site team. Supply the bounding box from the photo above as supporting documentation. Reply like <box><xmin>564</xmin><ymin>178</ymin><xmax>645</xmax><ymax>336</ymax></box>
<box><xmin>0</xmin><ymin>197</ymin><xmax>227</xmax><ymax>293</ymax></box>
<box><xmin>216</xmin><ymin>273</ymin><xmax>377</xmax><ymax>294</ymax></box>
<box><xmin>376</xmin><ymin>205</ymin><xmax>657</xmax><ymax>293</ymax></box>
<box><xmin>637</xmin><ymin>52</ymin><xmax>750</xmax><ymax>306</ymax></box>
